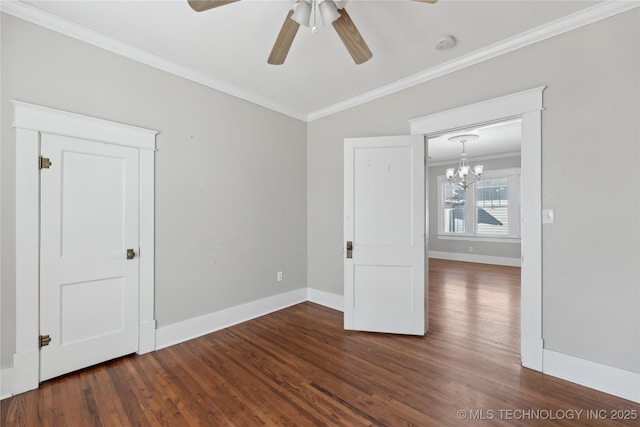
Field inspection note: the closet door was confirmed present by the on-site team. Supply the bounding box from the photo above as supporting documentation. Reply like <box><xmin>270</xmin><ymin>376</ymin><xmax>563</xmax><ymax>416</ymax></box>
<box><xmin>39</xmin><ymin>132</ymin><xmax>140</xmax><ymax>381</ymax></box>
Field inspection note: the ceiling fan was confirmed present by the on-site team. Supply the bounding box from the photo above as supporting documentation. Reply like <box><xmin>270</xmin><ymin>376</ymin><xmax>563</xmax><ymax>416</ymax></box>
<box><xmin>187</xmin><ymin>0</ymin><xmax>438</xmax><ymax>65</ymax></box>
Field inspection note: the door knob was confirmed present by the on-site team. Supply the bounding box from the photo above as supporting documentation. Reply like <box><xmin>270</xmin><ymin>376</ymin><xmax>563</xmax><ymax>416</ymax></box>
<box><xmin>346</xmin><ymin>241</ymin><xmax>353</xmax><ymax>259</ymax></box>
<box><xmin>126</xmin><ymin>249</ymin><xmax>136</xmax><ymax>260</ymax></box>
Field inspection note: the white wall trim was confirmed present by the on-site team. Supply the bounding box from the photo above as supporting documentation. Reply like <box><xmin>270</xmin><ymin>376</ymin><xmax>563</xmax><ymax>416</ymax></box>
<box><xmin>5</xmin><ymin>349</ymin><xmax>39</xmax><ymax>398</ymax></box>
<box><xmin>411</xmin><ymin>87</ymin><xmax>544</xmax><ymax>372</ymax></box>
<box><xmin>8</xmin><ymin>289</ymin><xmax>639</xmax><ymax>405</ymax></box>
<box><xmin>436</xmin><ymin>235</ymin><xmax>521</xmax><ymax>245</ymax></box>
<box><xmin>11</xmin><ymin>101</ymin><xmax>157</xmax><ymax>395</ymax></box>
<box><xmin>1</xmin><ymin>1</ymin><xmax>635</xmax><ymax>123</ymax></box>
<box><xmin>12</xmin><ymin>101</ymin><xmax>158</xmax><ymax>150</ymax></box>
<box><xmin>1</xmin><ymin>367</ymin><xmax>14</xmax><ymax>400</ymax></box>
<box><xmin>543</xmin><ymin>349</ymin><xmax>640</xmax><ymax>404</ymax></box>
<box><xmin>308</xmin><ymin>1</ymin><xmax>638</xmax><ymax>121</ymax></box>
<box><xmin>429</xmin><ymin>252</ymin><xmax>521</xmax><ymax>268</ymax></box>
<box><xmin>155</xmin><ymin>288</ymin><xmax>308</xmax><ymax>350</ymax></box>
<box><xmin>13</xmin><ymin>127</ymin><xmax>40</xmax><ymax>396</ymax></box>
<box><xmin>0</xmin><ymin>1</ymin><xmax>306</xmax><ymax>122</ymax></box>
<box><xmin>138</xmin><ymin>149</ymin><xmax>156</xmax><ymax>354</ymax></box>
<box><xmin>410</xmin><ymin>87</ymin><xmax>544</xmax><ymax>135</ymax></box>
<box><xmin>519</xmin><ymin>107</ymin><xmax>543</xmax><ymax>371</ymax></box>
<box><xmin>307</xmin><ymin>288</ymin><xmax>344</xmax><ymax>312</ymax></box>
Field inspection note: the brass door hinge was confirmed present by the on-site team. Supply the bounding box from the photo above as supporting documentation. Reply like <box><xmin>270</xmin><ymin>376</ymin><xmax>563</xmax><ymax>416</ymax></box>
<box><xmin>40</xmin><ymin>334</ymin><xmax>52</xmax><ymax>348</ymax></box>
<box><xmin>39</xmin><ymin>156</ymin><xmax>52</xmax><ymax>169</ymax></box>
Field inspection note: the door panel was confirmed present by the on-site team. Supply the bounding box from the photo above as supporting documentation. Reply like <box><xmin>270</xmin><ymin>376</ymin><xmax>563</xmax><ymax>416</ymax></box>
<box><xmin>344</xmin><ymin>135</ymin><xmax>427</xmax><ymax>336</ymax></box>
<box><xmin>40</xmin><ymin>133</ymin><xmax>139</xmax><ymax>381</ymax></box>
<box><xmin>354</xmin><ymin>145</ymin><xmax>414</xmax><ymax>246</ymax></box>
<box><xmin>354</xmin><ymin>266</ymin><xmax>414</xmax><ymax>310</ymax></box>
<box><xmin>60</xmin><ymin>277</ymin><xmax>125</xmax><ymax>345</ymax></box>
<box><xmin>60</xmin><ymin>151</ymin><xmax>125</xmax><ymax>257</ymax></box>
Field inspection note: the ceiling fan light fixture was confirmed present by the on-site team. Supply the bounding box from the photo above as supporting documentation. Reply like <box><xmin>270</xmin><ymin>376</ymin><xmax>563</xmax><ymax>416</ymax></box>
<box><xmin>333</xmin><ymin>0</ymin><xmax>347</xmax><ymax>9</ymax></box>
<box><xmin>187</xmin><ymin>0</ymin><xmax>436</xmax><ymax>65</ymax></box>
<box><xmin>319</xmin><ymin>0</ymin><xmax>340</xmax><ymax>24</ymax></box>
<box><xmin>292</xmin><ymin>0</ymin><xmax>341</xmax><ymax>33</ymax></box>
<box><xmin>291</xmin><ymin>0</ymin><xmax>311</xmax><ymax>26</ymax></box>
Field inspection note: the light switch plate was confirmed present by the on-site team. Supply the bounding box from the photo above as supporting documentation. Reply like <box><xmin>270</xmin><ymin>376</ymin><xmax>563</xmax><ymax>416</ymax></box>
<box><xmin>542</xmin><ymin>209</ymin><xmax>555</xmax><ymax>224</ymax></box>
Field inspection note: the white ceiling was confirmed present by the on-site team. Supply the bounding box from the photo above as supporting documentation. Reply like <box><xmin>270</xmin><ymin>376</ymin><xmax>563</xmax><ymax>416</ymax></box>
<box><xmin>6</xmin><ymin>0</ymin><xmax>611</xmax><ymax>121</ymax></box>
<box><xmin>7</xmin><ymin>1</ymin><xmax>634</xmax><ymax>160</ymax></box>
<box><xmin>428</xmin><ymin>118</ymin><xmax>521</xmax><ymax>163</ymax></box>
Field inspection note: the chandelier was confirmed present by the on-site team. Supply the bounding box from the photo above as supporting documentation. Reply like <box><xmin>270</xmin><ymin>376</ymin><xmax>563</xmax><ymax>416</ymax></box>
<box><xmin>445</xmin><ymin>134</ymin><xmax>484</xmax><ymax>190</ymax></box>
<box><xmin>291</xmin><ymin>0</ymin><xmax>343</xmax><ymax>33</ymax></box>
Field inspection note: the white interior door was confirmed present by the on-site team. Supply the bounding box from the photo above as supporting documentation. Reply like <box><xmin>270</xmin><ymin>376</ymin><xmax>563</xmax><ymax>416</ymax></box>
<box><xmin>344</xmin><ymin>135</ymin><xmax>427</xmax><ymax>335</ymax></box>
<box><xmin>39</xmin><ymin>133</ymin><xmax>140</xmax><ymax>381</ymax></box>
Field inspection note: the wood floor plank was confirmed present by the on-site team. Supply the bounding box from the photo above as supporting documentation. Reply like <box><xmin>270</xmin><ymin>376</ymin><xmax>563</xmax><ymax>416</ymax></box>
<box><xmin>2</xmin><ymin>259</ymin><xmax>639</xmax><ymax>426</ymax></box>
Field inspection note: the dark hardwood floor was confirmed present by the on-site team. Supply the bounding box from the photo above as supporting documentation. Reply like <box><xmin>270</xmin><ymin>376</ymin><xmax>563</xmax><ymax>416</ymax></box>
<box><xmin>2</xmin><ymin>259</ymin><xmax>639</xmax><ymax>426</ymax></box>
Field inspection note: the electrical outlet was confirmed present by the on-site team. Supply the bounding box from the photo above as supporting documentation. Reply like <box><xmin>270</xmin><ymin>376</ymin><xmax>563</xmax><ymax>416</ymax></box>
<box><xmin>276</xmin><ymin>271</ymin><xmax>283</xmax><ymax>282</ymax></box>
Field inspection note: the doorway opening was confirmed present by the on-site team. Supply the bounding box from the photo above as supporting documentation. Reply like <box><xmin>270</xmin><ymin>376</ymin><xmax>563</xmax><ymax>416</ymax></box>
<box><xmin>427</xmin><ymin>118</ymin><xmax>522</xmax><ymax>266</ymax></box>
<box><xmin>426</xmin><ymin>118</ymin><xmax>522</xmax><ymax>359</ymax></box>
<box><xmin>410</xmin><ymin>86</ymin><xmax>544</xmax><ymax>371</ymax></box>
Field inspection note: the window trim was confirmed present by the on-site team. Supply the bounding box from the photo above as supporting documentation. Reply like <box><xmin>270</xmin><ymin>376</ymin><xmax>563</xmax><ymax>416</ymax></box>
<box><xmin>437</xmin><ymin>235</ymin><xmax>521</xmax><ymax>244</ymax></box>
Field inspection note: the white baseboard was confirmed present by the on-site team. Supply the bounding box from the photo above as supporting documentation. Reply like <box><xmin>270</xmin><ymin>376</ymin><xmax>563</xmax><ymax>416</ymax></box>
<box><xmin>8</xmin><ymin>288</ymin><xmax>637</xmax><ymax>405</ymax></box>
<box><xmin>155</xmin><ymin>288</ymin><xmax>307</xmax><ymax>350</ymax></box>
<box><xmin>307</xmin><ymin>288</ymin><xmax>344</xmax><ymax>312</ymax></box>
<box><xmin>429</xmin><ymin>251</ymin><xmax>521</xmax><ymax>267</ymax></box>
<box><xmin>543</xmin><ymin>349</ymin><xmax>640</xmax><ymax>403</ymax></box>
<box><xmin>138</xmin><ymin>319</ymin><xmax>157</xmax><ymax>354</ymax></box>
<box><xmin>521</xmin><ymin>337</ymin><xmax>544</xmax><ymax>372</ymax></box>
<box><xmin>1</xmin><ymin>367</ymin><xmax>14</xmax><ymax>400</ymax></box>
<box><xmin>10</xmin><ymin>350</ymin><xmax>39</xmax><ymax>397</ymax></box>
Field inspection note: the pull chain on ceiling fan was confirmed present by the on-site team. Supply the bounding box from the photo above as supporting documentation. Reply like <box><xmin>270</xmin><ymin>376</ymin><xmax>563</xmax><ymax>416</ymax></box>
<box><xmin>187</xmin><ymin>0</ymin><xmax>438</xmax><ymax>65</ymax></box>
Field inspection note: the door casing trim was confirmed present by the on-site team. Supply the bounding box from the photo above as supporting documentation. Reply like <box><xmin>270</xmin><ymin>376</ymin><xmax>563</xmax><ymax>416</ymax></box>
<box><xmin>409</xmin><ymin>86</ymin><xmax>545</xmax><ymax>371</ymax></box>
<box><xmin>11</xmin><ymin>101</ymin><xmax>158</xmax><ymax>395</ymax></box>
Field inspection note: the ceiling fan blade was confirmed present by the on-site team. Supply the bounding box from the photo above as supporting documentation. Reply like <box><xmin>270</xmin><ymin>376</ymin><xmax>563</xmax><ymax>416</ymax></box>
<box><xmin>414</xmin><ymin>0</ymin><xmax>439</xmax><ymax>3</ymax></box>
<box><xmin>268</xmin><ymin>10</ymin><xmax>300</xmax><ymax>65</ymax></box>
<box><xmin>332</xmin><ymin>8</ymin><xmax>372</xmax><ymax>65</ymax></box>
<box><xmin>187</xmin><ymin>0</ymin><xmax>240</xmax><ymax>12</ymax></box>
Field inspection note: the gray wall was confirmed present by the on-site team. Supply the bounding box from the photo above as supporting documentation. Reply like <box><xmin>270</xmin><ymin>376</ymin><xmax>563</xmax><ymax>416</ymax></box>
<box><xmin>1</xmin><ymin>14</ymin><xmax>308</xmax><ymax>367</ymax></box>
<box><xmin>2</xmin><ymin>8</ymin><xmax>639</xmax><ymax>377</ymax></box>
<box><xmin>307</xmin><ymin>10</ymin><xmax>639</xmax><ymax>373</ymax></box>
<box><xmin>429</xmin><ymin>155</ymin><xmax>521</xmax><ymax>259</ymax></box>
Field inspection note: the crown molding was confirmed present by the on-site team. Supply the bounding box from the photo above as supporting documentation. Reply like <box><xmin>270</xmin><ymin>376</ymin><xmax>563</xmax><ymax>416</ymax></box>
<box><xmin>0</xmin><ymin>0</ymin><xmax>307</xmax><ymax>122</ymax></box>
<box><xmin>2</xmin><ymin>1</ymin><xmax>637</xmax><ymax>123</ymax></box>
<box><xmin>306</xmin><ymin>0</ymin><xmax>640</xmax><ymax>122</ymax></box>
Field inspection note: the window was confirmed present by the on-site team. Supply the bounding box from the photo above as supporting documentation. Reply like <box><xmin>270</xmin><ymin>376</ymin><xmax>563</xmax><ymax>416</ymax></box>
<box><xmin>438</xmin><ymin>168</ymin><xmax>520</xmax><ymax>241</ymax></box>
